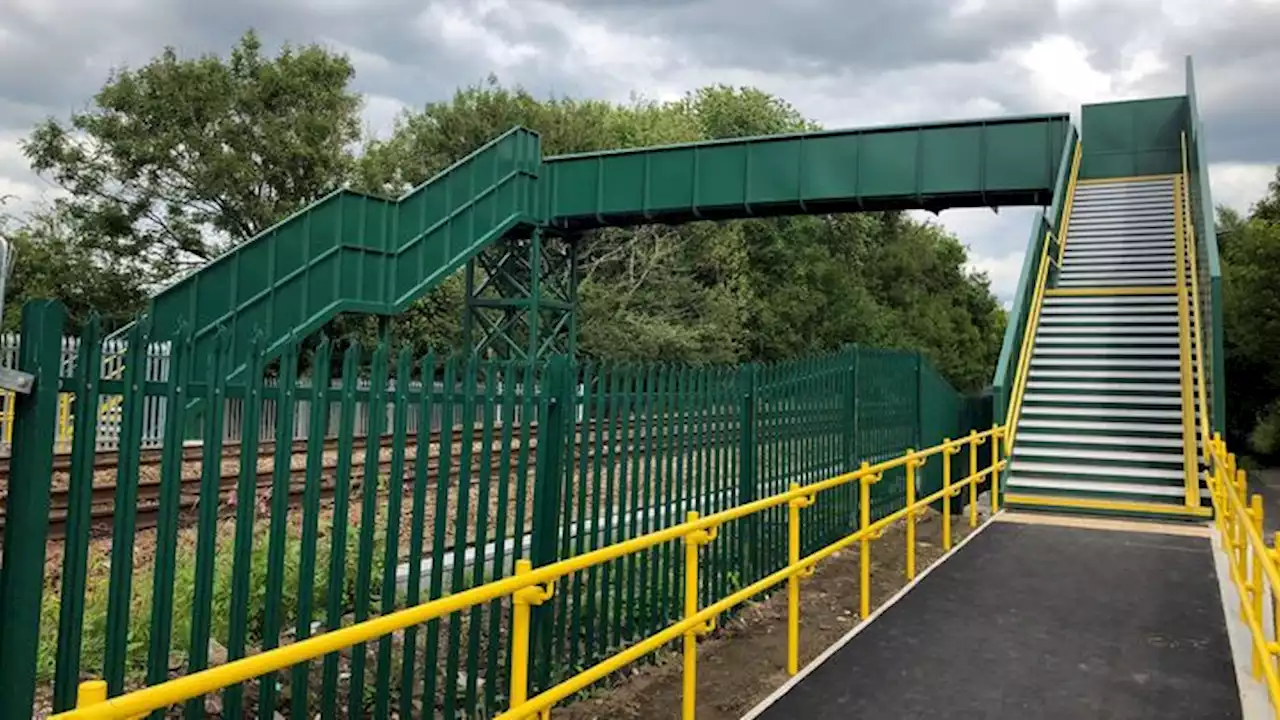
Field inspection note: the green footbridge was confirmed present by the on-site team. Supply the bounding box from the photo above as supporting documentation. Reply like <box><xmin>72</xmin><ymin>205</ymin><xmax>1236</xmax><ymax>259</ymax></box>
<box><xmin>11</xmin><ymin>57</ymin><xmax>1273</xmax><ymax>720</ymax></box>
<box><xmin>147</xmin><ymin>114</ymin><xmax>1070</xmax><ymax>371</ymax></box>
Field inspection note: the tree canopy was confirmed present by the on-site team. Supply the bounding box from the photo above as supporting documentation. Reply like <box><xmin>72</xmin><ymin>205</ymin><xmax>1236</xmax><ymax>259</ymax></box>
<box><xmin>1220</xmin><ymin>169</ymin><xmax>1280</xmax><ymax>457</ymax></box>
<box><xmin>5</xmin><ymin>32</ymin><xmax>1005</xmax><ymax>392</ymax></box>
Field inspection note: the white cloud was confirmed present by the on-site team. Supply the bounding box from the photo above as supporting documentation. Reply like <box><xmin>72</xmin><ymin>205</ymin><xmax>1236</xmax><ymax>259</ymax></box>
<box><xmin>968</xmin><ymin>251</ymin><xmax>1027</xmax><ymax>308</ymax></box>
<box><xmin>1209</xmin><ymin>162</ymin><xmax>1274</xmax><ymax>213</ymax></box>
<box><xmin>361</xmin><ymin>94</ymin><xmax>407</xmax><ymax>140</ymax></box>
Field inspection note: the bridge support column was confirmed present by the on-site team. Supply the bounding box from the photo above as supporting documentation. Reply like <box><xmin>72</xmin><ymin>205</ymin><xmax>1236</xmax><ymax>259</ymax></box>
<box><xmin>462</xmin><ymin>228</ymin><xmax>578</xmax><ymax>361</ymax></box>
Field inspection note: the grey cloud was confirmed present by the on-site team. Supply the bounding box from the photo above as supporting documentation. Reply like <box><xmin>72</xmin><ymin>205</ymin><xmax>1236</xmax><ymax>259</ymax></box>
<box><xmin>0</xmin><ymin>0</ymin><xmax>1276</xmax><ymax>300</ymax></box>
<box><xmin>552</xmin><ymin>0</ymin><xmax>1059</xmax><ymax>75</ymax></box>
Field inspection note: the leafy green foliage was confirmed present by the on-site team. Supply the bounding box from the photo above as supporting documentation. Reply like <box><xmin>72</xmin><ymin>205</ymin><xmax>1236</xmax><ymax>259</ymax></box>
<box><xmin>1</xmin><ymin>205</ymin><xmax>148</xmax><ymax>331</ymax></box>
<box><xmin>21</xmin><ymin>30</ymin><xmax>361</xmax><ymax>282</ymax></box>
<box><xmin>1221</xmin><ymin>194</ymin><xmax>1280</xmax><ymax>457</ymax></box>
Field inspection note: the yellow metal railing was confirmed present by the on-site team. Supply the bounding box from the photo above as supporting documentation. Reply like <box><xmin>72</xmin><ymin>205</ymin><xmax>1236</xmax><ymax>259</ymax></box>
<box><xmin>1173</xmin><ymin>173</ymin><xmax>1200</xmax><ymax>508</ymax></box>
<box><xmin>1181</xmin><ymin>132</ymin><xmax>1212</xmax><ymax>459</ymax></box>
<box><xmin>1180</xmin><ymin>132</ymin><xmax>1280</xmax><ymax>715</ymax></box>
<box><xmin>1205</xmin><ymin>434</ymin><xmax>1280</xmax><ymax>715</ymax></box>
<box><xmin>1004</xmin><ymin>141</ymin><xmax>1081</xmax><ymax>448</ymax></box>
<box><xmin>56</xmin><ymin>427</ymin><xmax>1006</xmax><ymax>720</ymax></box>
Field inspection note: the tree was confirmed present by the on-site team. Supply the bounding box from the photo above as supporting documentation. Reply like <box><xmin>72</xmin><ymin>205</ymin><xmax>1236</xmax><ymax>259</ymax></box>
<box><xmin>1221</xmin><ymin>205</ymin><xmax>1280</xmax><ymax>457</ymax></box>
<box><xmin>22</xmin><ymin>30</ymin><xmax>362</xmax><ymax>285</ymax></box>
<box><xmin>1</xmin><ymin>204</ymin><xmax>149</xmax><ymax>331</ymax></box>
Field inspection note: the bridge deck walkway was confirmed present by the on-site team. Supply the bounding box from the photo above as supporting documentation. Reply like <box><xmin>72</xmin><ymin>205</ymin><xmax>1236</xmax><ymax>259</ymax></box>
<box><xmin>747</xmin><ymin>515</ymin><xmax>1243</xmax><ymax>720</ymax></box>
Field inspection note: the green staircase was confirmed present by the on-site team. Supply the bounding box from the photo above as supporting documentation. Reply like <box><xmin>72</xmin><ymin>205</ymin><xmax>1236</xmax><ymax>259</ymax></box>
<box><xmin>146</xmin><ymin>128</ymin><xmax>543</xmax><ymax>374</ymax></box>
<box><xmin>1005</xmin><ymin>176</ymin><xmax>1208</xmax><ymax>517</ymax></box>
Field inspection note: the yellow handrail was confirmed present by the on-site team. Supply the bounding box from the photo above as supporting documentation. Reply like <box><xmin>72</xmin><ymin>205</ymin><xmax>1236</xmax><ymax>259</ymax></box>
<box><xmin>1173</xmin><ymin>175</ymin><xmax>1200</xmax><ymax>508</ymax></box>
<box><xmin>57</xmin><ymin>427</ymin><xmax>1006</xmax><ymax>720</ymax></box>
<box><xmin>1005</xmin><ymin>140</ymin><xmax>1081</xmax><ymax>448</ymax></box>
<box><xmin>1181</xmin><ymin>132</ymin><xmax>1212</xmax><ymax>457</ymax></box>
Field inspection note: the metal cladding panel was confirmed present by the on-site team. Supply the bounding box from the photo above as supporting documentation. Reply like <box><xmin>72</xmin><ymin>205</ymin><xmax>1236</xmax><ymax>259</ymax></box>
<box><xmin>147</xmin><ymin>127</ymin><xmax>543</xmax><ymax>375</ymax></box>
<box><xmin>1080</xmin><ymin>97</ymin><xmax>1189</xmax><ymax>179</ymax></box>
<box><xmin>857</xmin><ymin>131</ymin><xmax>917</xmax><ymax>197</ymax></box>
<box><xmin>920</xmin><ymin>126</ymin><xmax>982</xmax><ymax>194</ymax></box>
<box><xmin>545</xmin><ymin>114</ymin><xmax>1071</xmax><ymax>229</ymax></box>
<box><xmin>985</xmin><ymin>121</ymin><xmax>1060</xmax><ymax>191</ymax></box>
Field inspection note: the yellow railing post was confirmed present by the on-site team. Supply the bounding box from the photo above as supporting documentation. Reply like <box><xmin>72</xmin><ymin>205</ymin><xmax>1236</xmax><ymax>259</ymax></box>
<box><xmin>685</xmin><ymin>515</ymin><xmax>700</xmax><ymax>718</ymax></box>
<box><xmin>76</xmin><ymin>681</ymin><xmax>107</xmax><ymax>709</ymax></box>
<box><xmin>510</xmin><ymin>560</ymin><xmax>554</xmax><ymax>717</ymax></box>
<box><xmin>968</xmin><ymin>431</ymin><xmax>979</xmax><ymax>528</ymax></box>
<box><xmin>859</xmin><ymin>462</ymin><xmax>873</xmax><ymax>619</ymax></box>
<box><xmin>990</xmin><ymin>426</ymin><xmax>1002</xmax><ymax>514</ymax></box>
<box><xmin>905</xmin><ymin>451</ymin><xmax>917</xmax><ymax>579</ymax></box>
<box><xmin>1272</xmin><ymin>531</ymin><xmax>1280</xmax><ymax>682</ymax></box>
<box><xmin>682</xmin><ymin>510</ymin><xmax>718</xmax><ymax>718</ymax></box>
<box><xmin>942</xmin><ymin>439</ymin><xmax>953</xmax><ymax>551</ymax></box>
<box><xmin>1234</xmin><ymin>463</ymin><xmax>1246</xmax><ymax>573</ymax></box>
<box><xmin>1252</xmin><ymin>495</ymin><xmax>1265</xmax><ymax>678</ymax></box>
<box><xmin>786</xmin><ymin>487</ymin><xmax>815</xmax><ymax>675</ymax></box>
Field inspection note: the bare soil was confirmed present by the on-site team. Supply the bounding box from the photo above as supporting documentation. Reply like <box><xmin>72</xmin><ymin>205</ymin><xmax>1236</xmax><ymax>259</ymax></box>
<box><xmin>557</xmin><ymin>508</ymin><xmax>982</xmax><ymax>720</ymax></box>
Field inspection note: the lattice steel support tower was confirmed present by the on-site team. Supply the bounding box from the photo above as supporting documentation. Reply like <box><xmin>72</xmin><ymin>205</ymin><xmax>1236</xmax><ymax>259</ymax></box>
<box><xmin>462</xmin><ymin>228</ymin><xmax>579</xmax><ymax>361</ymax></box>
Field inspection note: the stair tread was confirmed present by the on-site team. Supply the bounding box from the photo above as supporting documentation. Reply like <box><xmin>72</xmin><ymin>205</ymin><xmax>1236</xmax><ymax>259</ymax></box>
<box><xmin>1013</xmin><ymin>445</ymin><xmax>1183</xmax><ymax>463</ymax></box>
<box><xmin>1006</xmin><ymin>475</ymin><xmax>1187</xmax><ymax>497</ymax></box>
<box><xmin>1010</xmin><ymin>460</ymin><xmax>1183</xmax><ymax>481</ymax></box>
<box><xmin>1024</xmin><ymin>392</ymin><xmax>1181</xmax><ymax>405</ymax></box>
<box><xmin>1034</xmin><ymin>348</ymin><xmax>1179</xmax><ymax>357</ymax></box>
<box><xmin>1017</xmin><ymin>418</ymin><xmax>1184</xmax><ymax>434</ymax></box>
<box><xmin>1019</xmin><ymin>406</ymin><xmax>1183</xmax><ymax>420</ymax></box>
<box><xmin>1038</xmin><ymin>325</ymin><xmax>1175</xmax><ymax>335</ymax></box>
<box><xmin>1040</xmin><ymin>316</ymin><xmax>1175</xmax><ymax>326</ymax></box>
<box><xmin>1016</xmin><ymin>432</ymin><xmax>1184</xmax><ymax>448</ymax></box>
<box><xmin>1026</xmin><ymin>380</ymin><xmax>1181</xmax><ymax>392</ymax></box>
<box><xmin>1036</xmin><ymin>336</ymin><xmax>1178</xmax><ymax>345</ymax></box>
<box><xmin>1029</xmin><ymin>369</ymin><xmax>1180</xmax><ymax>380</ymax></box>
<box><xmin>1031</xmin><ymin>358</ymin><xmax>1181</xmax><ymax>368</ymax></box>
<box><xmin>1044</xmin><ymin>293</ymin><xmax>1176</xmax><ymax>301</ymax></box>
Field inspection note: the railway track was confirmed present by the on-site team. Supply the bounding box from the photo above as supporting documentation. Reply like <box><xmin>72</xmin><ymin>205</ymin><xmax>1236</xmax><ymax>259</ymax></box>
<box><xmin>5</xmin><ymin>424</ymin><xmax>540</xmax><ymax>541</ymax></box>
<box><xmin>7</xmin><ymin>419</ymin><xmax>741</xmax><ymax>541</ymax></box>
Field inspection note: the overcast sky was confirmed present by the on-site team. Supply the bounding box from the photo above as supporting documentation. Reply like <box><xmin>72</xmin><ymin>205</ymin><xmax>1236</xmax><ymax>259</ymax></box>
<box><xmin>2</xmin><ymin>0</ymin><xmax>1277</xmax><ymax>302</ymax></box>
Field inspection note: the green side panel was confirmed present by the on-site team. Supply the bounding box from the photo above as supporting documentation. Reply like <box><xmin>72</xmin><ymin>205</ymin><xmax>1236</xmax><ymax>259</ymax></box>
<box><xmin>1079</xmin><ymin>97</ymin><xmax>1188</xmax><ymax>179</ymax></box>
<box><xmin>148</xmin><ymin>128</ymin><xmax>543</xmax><ymax>372</ymax></box>
<box><xmin>991</xmin><ymin>123</ymin><xmax>1079</xmax><ymax>425</ymax></box>
<box><xmin>1185</xmin><ymin>56</ymin><xmax>1226</xmax><ymax>433</ymax></box>
<box><xmin>543</xmin><ymin>114</ymin><xmax>1071</xmax><ymax>229</ymax></box>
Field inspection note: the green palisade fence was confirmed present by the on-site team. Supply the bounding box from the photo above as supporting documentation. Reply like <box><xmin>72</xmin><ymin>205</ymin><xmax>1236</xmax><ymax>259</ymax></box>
<box><xmin>0</xmin><ymin>301</ymin><xmax>987</xmax><ymax>718</ymax></box>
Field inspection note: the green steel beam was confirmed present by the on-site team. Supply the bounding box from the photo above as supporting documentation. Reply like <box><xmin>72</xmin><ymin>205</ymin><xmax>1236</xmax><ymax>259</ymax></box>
<box><xmin>543</xmin><ymin>113</ymin><xmax>1071</xmax><ymax>230</ymax></box>
<box><xmin>463</xmin><ymin>229</ymin><xmax>577</xmax><ymax>360</ymax></box>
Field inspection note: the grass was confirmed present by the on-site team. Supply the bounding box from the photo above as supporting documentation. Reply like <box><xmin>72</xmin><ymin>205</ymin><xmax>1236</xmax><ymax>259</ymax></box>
<box><xmin>38</xmin><ymin>510</ymin><xmax>393</xmax><ymax>688</ymax></box>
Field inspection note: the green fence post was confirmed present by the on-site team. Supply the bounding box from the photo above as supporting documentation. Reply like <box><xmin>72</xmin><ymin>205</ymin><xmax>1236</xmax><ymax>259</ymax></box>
<box><xmin>842</xmin><ymin>345</ymin><xmax>858</xmax><ymax>473</ymax></box>
<box><xmin>915</xmin><ymin>351</ymin><xmax>925</xmax><ymax>450</ymax></box>
<box><xmin>0</xmin><ymin>300</ymin><xmax>65</xmax><ymax>718</ymax></box>
<box><xmin>531</xmin><ymin>354</ymin><xmax>571</xmax><ymax>691</ymax></box>
<box><xmin>840</xmin><ymin>345</ymin><xmax>859</xmax><ymax>529</ymax></box>
<box><xmin>737</xmin><ymin>362</ymin><xmax>759</xmax><ymax>581</ymax></box>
